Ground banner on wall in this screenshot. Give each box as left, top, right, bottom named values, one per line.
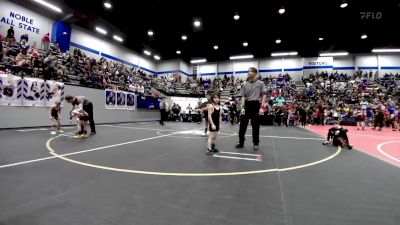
left=22, top=77, right=45, bottom=107
left=303, top=57, right=333, bottom=68
left=0, top=1, right=54, bottom=47
left=126, top=93, right=136, bottom=110
left=0, top=74, right=22, bottom=106
left=105, top=89, right=116, bottom=109
left=45, top=80, right=64, bottom=107
left=104, top=89, right=136, bottom=110
left=136, top=95, right=160, bottom=110
left=0, top=74, right=64, bottom=107
left=116, top=91, right=126, bottom=109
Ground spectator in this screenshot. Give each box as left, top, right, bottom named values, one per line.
left=15, top=48, right=31, bottom=67
left=6, top=26, right=15, bottom=41
left=41, top=33, right=50, bottom=51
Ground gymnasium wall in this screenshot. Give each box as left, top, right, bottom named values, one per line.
left=259, top=58, right=283, bottom=77
left=155, top=60, right=191, bottom=81
left=179, top=61, right=191, bottom=77
left=177, top=53, right=400, bottom=81
left=380, top=55, right=400, bottom=74
left=332, top=56, right=355, bottom=74
left=355, top=54, right=378, bottom=73
left=156, top=60, right=180, bottom=73
left=199, top=63, right=217, bottom=77
left=0, top=1, right=53, bottom=47
left=0, top=84, right=159, bottom=129
left=69, top=27, right=156, bottom=73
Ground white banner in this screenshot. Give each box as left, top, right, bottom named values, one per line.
left=303, top=57, right=333, bottom=68
left=0, top=74, right=22, bottom=106
left=22, top=77, right=45, bottom=106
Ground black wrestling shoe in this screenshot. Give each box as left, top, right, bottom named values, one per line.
left=347, top=145, right=353, bottom=150
left=212, top=148, right=219, bottom=153
left=253, top=145, right=259, bottom=151
left=235, top=143, right=244, bottom=148
left=206, top=148, right=214, bottom=155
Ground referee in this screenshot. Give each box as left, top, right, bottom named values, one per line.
left=236, top=67, right=267, bottom=150
left=65, top=95, right=96, bottom=135
left=159, top=96, right=167, bottom=125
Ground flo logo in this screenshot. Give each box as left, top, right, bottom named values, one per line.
left=360, top=12, right=382, bottom=20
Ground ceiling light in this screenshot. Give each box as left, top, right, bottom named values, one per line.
left=318, top=37, right=324, bottom=41
left=113, top=35, right=123, bottom=42
left=182, top=35, right=188, bottom=40
left=190, top=59, right=207, bottom=64
left=275, top=39, right=281, bottom=44
left=193, top=20, right=201, bottom=27
left=176, top=50, right=181, bottom=54
left=340, top=2, right=348, bottom=8
left=144, top=50, right=151, bottom=56
left=154, top=55, right=161, bottom=60
left=243, top=41, right=248, bottom=47
left=103, top=2, right=112, bottom=9
left=278, top=8, right=285, bottom=14
left=234, top=13, right=240, bottom=20
left=271, top=52, right=298, bottom=57
left=361, top=34, right=368, bottom=39
left=229, top=55, right=254, bottom=60
left=372, top=48, right=400, bottom=53
left=319, top=52, right=349, bottom=57
left=95, top=27, right=107, bottom=35
left=147, top=30, right=154, bottom=36
left=33, top=0, right=62, bottom=13
left=214, top=45, right=218, bottom=50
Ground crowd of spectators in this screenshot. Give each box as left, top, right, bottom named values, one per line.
left=260, top=70, right=400, bottom=130
left=0, top=26, right=158, bottom=96
left=2, top=26, right=400, bottom=130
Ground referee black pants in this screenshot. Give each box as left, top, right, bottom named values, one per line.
left=83, top=103, right=96, bottom=133
left=238, top=101, right=260, bottom=145
left=160, top=109, right=167, bottom=124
